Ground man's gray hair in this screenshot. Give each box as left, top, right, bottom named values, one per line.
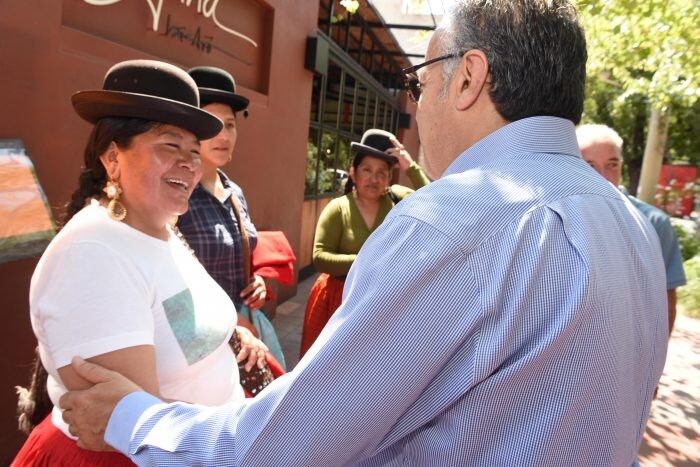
left=576, top=124, right=624, bottom=155
left=437, top=0, right=587, bottom=124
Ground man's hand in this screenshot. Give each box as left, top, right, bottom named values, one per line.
left=236, top=326, right=270, bottom=371
left=59, top=356, right=143, bottom=451
left=240, top=274, right=267, bottom=309
left=385, top=138, right=414, bottom=172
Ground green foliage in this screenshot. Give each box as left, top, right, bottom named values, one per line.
left=678, top=255, right=700, bottom=319
left=577, top=0, right=700, bottom=110
left=305, top=139, right=333, bottom=196
left=577, top=0, right=700, bottom=189
left=305, top=133, right=348, bottom=197
left=674, top=224, right=700, bottom=262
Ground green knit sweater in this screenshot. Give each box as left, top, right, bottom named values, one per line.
left=312, top=163, right=430, bottom=277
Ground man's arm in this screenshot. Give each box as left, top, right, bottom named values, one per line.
left=653, top=215, right=685, bottom=334
left=667, top=288, right=677, bottom=335
left=60, top=357, right=144, bottom=451
left=63, top=214, right=482, bottom=465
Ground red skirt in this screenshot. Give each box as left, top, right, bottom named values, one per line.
left=299, top=273, right=345, bottom=358
left=12, top=415, right=135, bottom=466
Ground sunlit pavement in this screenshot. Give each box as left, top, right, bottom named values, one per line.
left=275, top=273, right=317, bottom=371
left=639, top=314, right=700, bottom=466
left=274, top=278, right=699, bottom=465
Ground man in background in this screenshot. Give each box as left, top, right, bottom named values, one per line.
left=577, top=123, right=686, bottom=333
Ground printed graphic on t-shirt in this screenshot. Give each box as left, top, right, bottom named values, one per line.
left=163, top=289, right=228, bottom=365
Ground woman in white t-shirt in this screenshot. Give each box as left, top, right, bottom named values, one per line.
left=14, top=60, right=271, bottom=466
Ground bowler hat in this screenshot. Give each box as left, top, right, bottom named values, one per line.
left=350, top=129, right=399, bottom=164
left=71, top=60, right=222, bottom=140
left=188, top=66, right=250, bottom=112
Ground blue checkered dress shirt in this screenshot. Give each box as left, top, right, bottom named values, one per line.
left=105, top=117, right=668, bottom=466
left=177, top=170, right=257, bottom=305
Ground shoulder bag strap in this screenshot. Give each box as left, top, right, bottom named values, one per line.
left=229, top=193, right=251, bottom=284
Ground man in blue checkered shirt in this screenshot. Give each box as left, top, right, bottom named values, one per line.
left=61, top=1, right=667, bottom=465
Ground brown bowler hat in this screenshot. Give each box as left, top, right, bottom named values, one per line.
left=350, top=129, right=399, bottom=164
left=188, top=66, right=250, bottom=113
left=71, top=60, right=223, bottom=140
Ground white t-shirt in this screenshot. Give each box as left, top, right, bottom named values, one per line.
left=30, top=200, right=245, bottom=438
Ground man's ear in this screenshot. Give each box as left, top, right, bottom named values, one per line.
left=452, top=50, right=490, bottom=111
left=99, top=142, right=121, bottom=180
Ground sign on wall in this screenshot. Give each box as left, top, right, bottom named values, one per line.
left=0, top=140, right=56, bottom=264
left=62, top=0, right=273, bottom=94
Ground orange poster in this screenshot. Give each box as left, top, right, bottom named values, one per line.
left=0, top=140, right=55, bottom=264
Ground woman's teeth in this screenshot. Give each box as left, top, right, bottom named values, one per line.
left=165, top=178, right=189, bottom=190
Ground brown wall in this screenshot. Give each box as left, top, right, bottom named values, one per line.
left=0, top=0, right=318, bottom=458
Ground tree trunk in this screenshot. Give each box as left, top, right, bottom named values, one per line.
left=636, top=107, right=670, bottom=203
left=626, top=102, right=647, bottom=195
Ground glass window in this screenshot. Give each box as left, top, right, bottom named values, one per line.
left=305, top=23, right=404, bottom=198
left=305, top=128, right=321, bottom=196
left=317, top=132, right=337, bottom=196
left=339, top=73, right=355, bottom=134
left=334, top=138, right=351, bottom=195
left=323, top=60, right=342, bottom=129
left=378, top=101, right=388, bottom=130
left=352, top=84, right=368, bottom=137
left=365, top=93, right=375, bottom=129
left=310, top=75, right=323, bottom=124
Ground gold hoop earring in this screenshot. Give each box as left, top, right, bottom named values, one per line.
left=103, top=179, right=127, bottom=221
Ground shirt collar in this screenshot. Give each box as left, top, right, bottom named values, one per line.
left=443, top=116, right=581, bottom=177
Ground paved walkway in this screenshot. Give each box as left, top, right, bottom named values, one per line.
left=274, top=277, right=699, bottom=464
left=638, top=314, right=700, bottom=466
left=275, top=273, right=317, bottom=370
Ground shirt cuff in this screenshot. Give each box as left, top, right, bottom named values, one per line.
left=105, top=391, right=162, bottom=455
left=667, top=276, right=687, bottom=290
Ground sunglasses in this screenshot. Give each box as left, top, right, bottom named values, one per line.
left=401, top=52, right=466, bottom=103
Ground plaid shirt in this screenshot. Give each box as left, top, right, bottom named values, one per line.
left=177, top=170, right=257, bottom=305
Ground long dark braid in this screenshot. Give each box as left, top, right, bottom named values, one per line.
left=16, top=117, right=159, bottom=433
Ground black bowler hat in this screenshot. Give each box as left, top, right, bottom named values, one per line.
left=350, top=129, right=399, bottom=164
left=188, top=66, right=250, bottom=113
left=71, top=60, right=223, bottom=140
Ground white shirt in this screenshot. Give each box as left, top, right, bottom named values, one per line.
left=30, top=200, right=244, bottom=438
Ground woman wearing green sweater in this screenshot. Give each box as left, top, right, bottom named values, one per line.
left=299, top=129, right=430, bottom=357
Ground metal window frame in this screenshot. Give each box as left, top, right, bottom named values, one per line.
left=305, top=21, right=404, bottom=199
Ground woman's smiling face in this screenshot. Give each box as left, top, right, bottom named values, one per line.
left=104, top=124, right=202, bottom=228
